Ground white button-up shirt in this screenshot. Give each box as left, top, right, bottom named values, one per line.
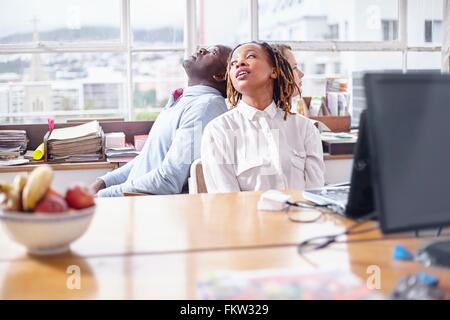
left=201, top=100, right=325, bottom=193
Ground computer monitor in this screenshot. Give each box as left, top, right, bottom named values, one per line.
left=302, top=110, right=375, bottom=219
left=345, top=109, right=374, bottom=218
left=364, top=72, right=450, bottom=234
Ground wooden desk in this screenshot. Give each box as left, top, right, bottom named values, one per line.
left=0, top=190, right=376, bottom=259
left=0, top=162, right=118, bottom=194
left=0, top=191, right=449, bottom=299
left=0, top=161, right=118, bottom=174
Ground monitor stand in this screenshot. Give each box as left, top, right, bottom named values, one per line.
left=417, top=239, right=450, bottom=268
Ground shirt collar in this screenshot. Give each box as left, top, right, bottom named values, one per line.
left=182, top=85, right=223, bottom=97
left=237, top=100, right=278, bottom=121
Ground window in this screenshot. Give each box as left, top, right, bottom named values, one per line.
left=408, top=0, right=444, bottom=46
left=0, top=0, right=121, bottom=44
left=334, top=62, right=341, bottom=75
left=381, top=20, right=398, bottom=41
left=425, top=20, right=443, bottom=43
left=0, top=52, right=126, bottom=123
left=131, top=0, right=185, bottom=48
left=258, top=0, right=399, bottom=42
left=196, top=0, right=250, bottom=46
left=0, top=0, right=186, bottom=124
left=293, top=51, right=402, bottom=126
left=326, top=24, right=339, bottom=40
left=407, top=52, right=442, bottom=70
left=315, top=63, right=326, bottom=75
left=132, top=52, right=186, bottom=121
left=0, top=0, right=448, bottom=125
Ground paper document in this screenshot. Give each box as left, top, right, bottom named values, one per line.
left=48, top=121, right=101, bottom=141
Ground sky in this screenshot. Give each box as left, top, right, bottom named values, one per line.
left=0, top=0, right=186, bottom=37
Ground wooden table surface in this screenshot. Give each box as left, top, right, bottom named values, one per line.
left=0, top=190, right=449, bottom=299
left=0, top=161, right=118, bottom=173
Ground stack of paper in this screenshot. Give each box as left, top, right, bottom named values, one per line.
left=105, top=144, right=139, bottom=163
left=47, top=121, right=104, bottom=162
left=0, top=130, right=28, bottom=160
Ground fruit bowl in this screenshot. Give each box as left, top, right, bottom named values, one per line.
left=0, top=206, right=95, bottom=255
left=0, top=164, right=97, bottom=256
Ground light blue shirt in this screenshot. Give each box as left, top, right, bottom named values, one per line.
left=98, top=85, right=227, bottom=197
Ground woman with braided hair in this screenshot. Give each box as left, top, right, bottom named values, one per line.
left=201, top=41, right=324, bottom=193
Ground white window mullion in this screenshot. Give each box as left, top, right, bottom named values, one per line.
left=122, top=0, right=133, bottom=121
left=251, top=0, right=259, bottom=41
left=398, top=0, right=408, bottom=72
left=185, top=0, right=198, bottom=57
left=0, top=42, right=126, bottom=54
left=442, top=0, right=450, bottom=72
left=275, top=41, right=406, bottom=52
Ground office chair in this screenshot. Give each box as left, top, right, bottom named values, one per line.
left=188, top=159, right=207, bottom=194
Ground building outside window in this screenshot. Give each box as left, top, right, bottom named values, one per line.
left=425, top=20, right=443, bottom=43
left=382, top=20, right=398, bottom=41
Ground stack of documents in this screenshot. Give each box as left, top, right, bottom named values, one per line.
left=0, top=130, right=28, bottom=160
left=105, top=144, right=139, bottom=163
left=47, top=121, right=104, bottom=162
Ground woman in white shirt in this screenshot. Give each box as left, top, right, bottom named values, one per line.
left=201, top=41, right=325, bottom=193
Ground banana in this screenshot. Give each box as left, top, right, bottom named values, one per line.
left=13, top=174, right=28, bottom=193
left=22, top=165, right=53, bottom=211
left=13, top=174, right=28, bottom=212
left=0, top=181, right=20, bottom=212
left=0, top=181, right=13, bottom=194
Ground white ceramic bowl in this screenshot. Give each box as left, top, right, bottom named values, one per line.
left=0, top=206, right=95, bottom=255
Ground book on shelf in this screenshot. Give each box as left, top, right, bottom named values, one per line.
left=0, top=130, right=28, bottom=158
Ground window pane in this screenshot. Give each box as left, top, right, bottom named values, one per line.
left=407, top=52, right=442, bottom=70
left=197, top=0, right=250, bottom=47
left=0, top=52, right=126, bottom=124
left=408, top=0, right=444, bottom=46
left=131, top=0, right=185, bottom=47
left=293, top=51, right=402, bottom=126
left=0, top=0, right=121, bottom=44
left=133, top=52, right=187, bottom=121
left=259, top=0, right=398, bottom=42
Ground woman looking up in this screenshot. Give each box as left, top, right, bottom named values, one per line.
left=201, top=41, right=325, bottom=193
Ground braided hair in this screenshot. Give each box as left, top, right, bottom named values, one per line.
left=226, top=41, right=300, bottom=120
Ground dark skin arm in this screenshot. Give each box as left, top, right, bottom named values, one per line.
left=90, top=178, right=106, bottom=195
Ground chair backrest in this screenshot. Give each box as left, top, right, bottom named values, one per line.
left=188, top=158, right=207, bottom=194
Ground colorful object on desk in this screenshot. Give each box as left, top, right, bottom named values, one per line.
left=32, top=143, right=45, bottom=161
left=393, top=244, right=415, bottom=261
left=335, top=133, right=354, bottom=139
left=391, top=273, right=445, bottom=300
left=415, top=272, right=439, bottom=286
left=48, top=117, right=55, bottom=133
left=197, top=269, right=384, bottom=300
